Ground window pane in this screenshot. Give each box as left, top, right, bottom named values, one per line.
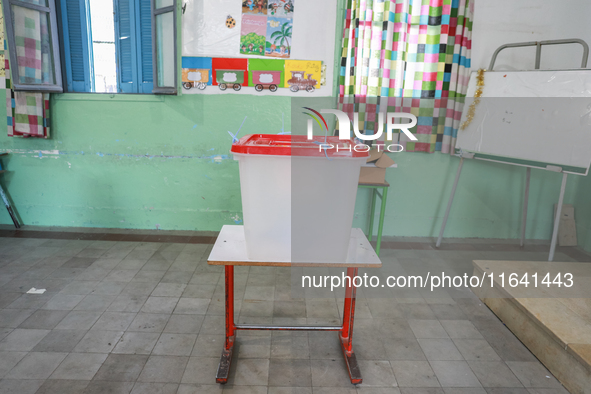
left=17, top=0, right=48, bottom=7
left=89, top=0, right=116, bottom=93
left=155, top=0, right=174, bottom=9
left=155, top=11, right=174, bottom=87
left=11, top=5, right=55, bottom=85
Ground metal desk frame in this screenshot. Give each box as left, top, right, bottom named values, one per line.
left=359, top=181, right=390, bottom=256
left=208, top=226, right=382, bottom=385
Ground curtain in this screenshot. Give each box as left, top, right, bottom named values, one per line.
left=5, top=5, right=51, bottom=138
left=338, top=0, right=473, bottom=153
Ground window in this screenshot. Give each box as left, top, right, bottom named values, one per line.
left=3, top=0, right=177, bottom=94
left=2, top=0, right=63, bottom=92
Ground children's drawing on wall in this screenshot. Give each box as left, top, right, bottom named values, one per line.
left=268, top=0, right=294, bottom=18
left=240, top=15, right=267, bottom=55
left=242, top=0, right=267, bottom=15
left=265, top=17, right=292, bottom=58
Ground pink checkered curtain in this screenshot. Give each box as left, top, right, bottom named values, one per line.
left=338, top=0, right=474, bottom=153
left=5, top=6, right=51, bottom=138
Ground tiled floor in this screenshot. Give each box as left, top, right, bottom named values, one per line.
left=0, top=232, right=586, bottom=394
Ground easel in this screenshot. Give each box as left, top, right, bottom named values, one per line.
left=0, top=153, right=20, bottom=228
left=436, top=39, right=589, bottom=262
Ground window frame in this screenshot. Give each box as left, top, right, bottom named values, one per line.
left=151, top=0, right=177, bottom=95
left=2, top=0, right=64, bottom=92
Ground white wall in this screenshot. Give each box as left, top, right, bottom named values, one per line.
left=472, top=0, right=591, bottom=71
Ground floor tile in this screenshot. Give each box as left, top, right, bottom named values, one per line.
left=73, top=330, right=124, bottom=353
left=163, top=314, right=204, bottom=334
left=152, top=333, right=197, bottom=356
left=0, top=351, right=27, bottom=378
left=127, top=313, right=170, bottom=332
left=55, top=311, right=102, bottom=330
left=418, top=339, right=464, bottom=361
left=91, top=312, right=137, bottom=331
left=137, top=355, right=189, bottom=383
left=270, top=333, right=310, bottom=359
left=50, top=353, right=108, bottom=380
left=18, top=309, right=69, bottom=329
left=112, top=332, right=160, bottom=355
left=35, top=379, right=90, bottom=394
left=174, top=298, right=210, bottom=315
left=0, top=379, right=45, bottom=394
left=430, top=361, right=482, bottom=388
left=310, top=359, right=352, bottom=387
left=505, top=362, right=562, bottom=388
left=32, top=329, right=87, bottom=352
left=82, top=381, right=135, bottom=394
left=6, top=352, right=67, bottom=379
left=130, top=382, right=179, bottom=394
left=0, top=328, right=50, bottom=351
left=391, top=360, right=440, bottom=387
left=229, top=358, right=269, bottom=386
left=141, top=297, right=179, bottom=314
left=468, top=361, right=523, bottom=388
left=93, top=354, right=149, bottom=382
left=454, top=339, right=501, bottom=361
left=268, top=359, right=312, bottom=387
left=181, top=357, right=220, bottom=384
left=408, top=320, right=449, bottom=339
left=152, top=283, right=187, bottom=297
left=440, top=320, right=484, bottom=339
left=384, top=338, right=427, bottom=361
left=356, top=360, right=398, bottom=388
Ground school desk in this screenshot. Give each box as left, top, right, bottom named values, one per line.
left=207, top=225, right=382, bottom=385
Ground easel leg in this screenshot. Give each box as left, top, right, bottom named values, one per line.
left=340, top=267, right=362, bottom=384
left=436, top=157, right=465, bottom=248
left=521, top=167, right=531, bottom=247
left=368, top=189, right=377, bottom=243
left=549, top=173, right=568, bottom=262
left=216, top=265, right=235, bottom=384
left=376, top=187, right=388, bottom=256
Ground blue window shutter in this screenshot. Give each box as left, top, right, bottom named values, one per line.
left=61, top=0, right=94, bottom=92
left=136, top=0, right=153, bottom=93
left=115, top=0, right=138, bottom=93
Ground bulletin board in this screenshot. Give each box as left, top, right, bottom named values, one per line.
left=181, top=0, right=338, bottom=96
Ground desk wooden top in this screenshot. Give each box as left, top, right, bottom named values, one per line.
left=208, top=225, right=382, bottom=268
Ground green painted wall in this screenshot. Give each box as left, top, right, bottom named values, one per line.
left=0, top=89, right=582, bottom=240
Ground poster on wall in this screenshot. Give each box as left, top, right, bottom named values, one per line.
left=242, top=0, right=267, bottom=15
left=239, top=0, right=292, bottom=58
left=268, top=0, right=294, bottom=18
left=240, top=15, right=267, bottom=56
left=265, top=17, right=292, bottom=58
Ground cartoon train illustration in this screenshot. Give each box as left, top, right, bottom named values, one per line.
left=216, top=70, right=245, bottom=91
left=181, top=64, right=319, bottom=93
left=252, top=71, right=282, bottom=92
left=287, top=71, right=317, bottom=93
left=182, top=68, right=210, bottom=90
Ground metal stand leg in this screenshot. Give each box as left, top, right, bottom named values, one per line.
left=368, top=189, right=377, bottom=243
left=376, top=187, right=388, bottom=256
left=549, top=173, right=568, bottom=262
left=0, top=184, right=20, bottom=229
left=216, top=266, right=235, bottom=384
left=339, top=267, right=362, bottom=384
left=521, top=167, right=531, bottom=247
left=436, top=158, right=465, bottom=248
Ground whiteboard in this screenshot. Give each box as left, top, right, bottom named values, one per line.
left=456, top=70, right=591, bottom=175
left=181, top=0, right=337, bottom=97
